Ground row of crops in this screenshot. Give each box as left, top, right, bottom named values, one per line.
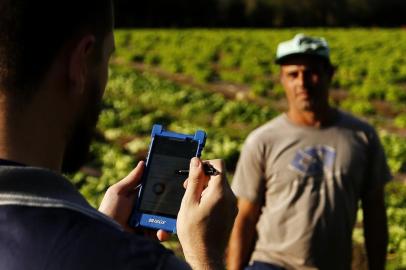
left=71, top=29, right=406, bottom=269
left=114, top=29, right=406, bottom=128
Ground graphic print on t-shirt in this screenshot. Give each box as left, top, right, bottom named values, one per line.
left=289, top=145, right=336, bottom=177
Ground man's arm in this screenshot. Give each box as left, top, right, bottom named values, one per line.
left=362, top=186, right=388, bottom=270
left=227, top=198, right=261, bottom=270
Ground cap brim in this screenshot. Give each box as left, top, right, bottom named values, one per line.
left=275, top=52, right=331, bottom=65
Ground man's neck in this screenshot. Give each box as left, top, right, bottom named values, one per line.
left=287, top=107, right=337, bottom=128
left=0, top=95, right=66, bottom=172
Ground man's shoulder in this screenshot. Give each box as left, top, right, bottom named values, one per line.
left=57, top=208, right=171, bottom=261
left=336, top=110, right=377, bottom=135
left=0, top=166, right=173, bottom=270
left=246, top=114, right=287, bottom=143
left=0, top=205, right=172, bottom=270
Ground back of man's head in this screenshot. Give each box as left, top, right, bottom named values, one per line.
left=0, top=0, right=113, bottom=102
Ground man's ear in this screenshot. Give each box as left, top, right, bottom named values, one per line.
left=68, top=35, right=96, bottom=94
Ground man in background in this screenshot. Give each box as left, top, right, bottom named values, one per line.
left=0, top=1, right=236, bottom=269
left=227, top=34, right=390, bottom=270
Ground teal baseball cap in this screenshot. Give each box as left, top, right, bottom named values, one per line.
left=275, top=33, right=330, bottom=65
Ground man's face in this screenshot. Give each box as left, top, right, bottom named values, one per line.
left=62, top=32, right=115, bottom=173
left=279, top=56, right=332, bottom=114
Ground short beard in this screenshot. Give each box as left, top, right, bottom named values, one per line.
left=61, top=80, right=102, bottom=174
left=297, top=99, right=313, bottom=112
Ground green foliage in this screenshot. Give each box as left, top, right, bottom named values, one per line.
left=394, top=114, right=406, bottom=129
left=386, top=182, right=406, bottom=267
left=70, top=142, right=136, bottom=208
left=341, top=99, right=375, bottom=116
left=114, top=29, right=406, bottom=115
left=380, top=131, right=406, bottom=174
left=353, top=182, right=406, bottom=269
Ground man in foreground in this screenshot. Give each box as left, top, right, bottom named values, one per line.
left=227, top=34, right=391, bottom=270
left=0, top=1, right=236, bottom=269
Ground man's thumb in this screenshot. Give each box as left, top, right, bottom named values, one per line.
left=183, top=157, right=206, bottom=203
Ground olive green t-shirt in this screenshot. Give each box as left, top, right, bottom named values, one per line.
left=232, top=110, right=391, bottom=270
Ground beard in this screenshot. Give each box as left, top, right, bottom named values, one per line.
left=61, top=78, right=103, bottom=174
left=297, top=99, right=315, bottom=112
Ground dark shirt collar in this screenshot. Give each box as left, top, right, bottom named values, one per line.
left=0, top=165, right=121, bottom=230
left=0, top=159, right=26, bottom=167
left=0, top=166, right=88, bottom=205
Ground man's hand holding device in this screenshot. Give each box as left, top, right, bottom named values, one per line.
left=178, top=158, right=237, bottom=270
left=99, top=161, right=170, bottom=240
left=128, top=125, right=208, bottom=233
left=99, top=124, right=237, bottom=269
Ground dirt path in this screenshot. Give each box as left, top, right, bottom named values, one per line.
left=112, top=59, right=406, bottom=137
left=112, top=58, right=278, bottom=106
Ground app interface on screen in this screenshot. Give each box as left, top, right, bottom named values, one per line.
left=139, top=136, right=198, bottom=217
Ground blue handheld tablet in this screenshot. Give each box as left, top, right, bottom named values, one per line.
left=129, top=124, right=206, bottom=233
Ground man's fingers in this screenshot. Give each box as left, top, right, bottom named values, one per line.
left=204, top=159, right=226, bottom=188
left=201, top=160, right=236, bottom=213
left=204, top=159, right=224, bottom=178
left=114, top=161, right=144, bottom=193
left=156, top=230, right=171, bottom=242
left=183, top=158, right=208, bottom=204
left=183, top=179, right=188, bottom=189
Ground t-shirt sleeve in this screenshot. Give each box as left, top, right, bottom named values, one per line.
left=231, top=133, right=266, bottom=203
left=363, top=129, right=392, bottom=194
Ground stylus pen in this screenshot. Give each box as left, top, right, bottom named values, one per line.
left=176, top=163, right=220, bottom=176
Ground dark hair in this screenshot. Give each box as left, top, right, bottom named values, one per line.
left=277, top=53, right=336, bottom=76
left=277, top=54, right=332, bottom=67
left=0, top=0, right=113, bottom=100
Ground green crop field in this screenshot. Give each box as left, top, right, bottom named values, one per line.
left=69, top=29, right=406, bottom=269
